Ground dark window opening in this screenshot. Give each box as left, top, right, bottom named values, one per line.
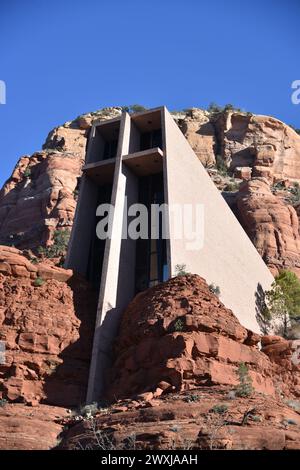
left=135, top=173, right=168, bottom=293
left=86, top=183, right=112, bottom=289
left=103, top=139, right=118, bottom=160
left=140, top=129, right=162, bottom=151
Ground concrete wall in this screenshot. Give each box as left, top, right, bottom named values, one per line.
left=86, top=113, right=139, bottom=402
left=86, top=126, right=105, bottom=164
left=129, top=120, right=141, bottom=154
left=162, top=107, right=274, bottom=333
left=65, top=174, right=99, bottom=276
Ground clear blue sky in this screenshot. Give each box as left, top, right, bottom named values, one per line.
left=0, top=0, right=299, bottom=187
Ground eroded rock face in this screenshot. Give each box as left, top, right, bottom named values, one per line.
left=105, top=275, right=300, bottom=402
left=0, top=151, right=81, bottom=249
left=236, top=178, right=300, bottom=276
left=60, top=388, right=300, bottom=450
left=0, top=246, right=97, bottom=407
left=177, top=108, right=217, bottom=166
left=60, top=275, right=300, bottom=451
left=0, top=404, right=67, bottom=450
left=214, top=112, right=300, bottom=182
left=0, top=107, right=123, bottom=250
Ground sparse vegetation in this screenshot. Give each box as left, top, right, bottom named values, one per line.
left=287, top=182, right=300, bottom=206
left=122, top=104, right=148, bottom=114
left=284, top=399, right=300, bottom=412
left=208, top=283, right=221, bottom=297
left=215, top=155, right=229, bottom=176
left=174, top=263, right=189, bottom=276
left=264, top=270, right=300, bottom=338
left=235, top=362, right=253, bottom=398
left=0, top=398, right=7, bottom=407
left=78, top=402, right=100, bottom=419
left=207, top=102, right=243, bottom=114
left=210, top=404, right=228, bottom=414
left=23, top=168, right=31, bottom=178
left=38, top=229, right=70, bottom=259
left=184, top=394, right=200, bottom=403
left=224, top=181, right=240, bottom=192
left=205, top=406, right=230, bottom=450
left=289, top=124, right=300, bottom=135
left=173, top=318, right=184, bottom=332
left=33, top=276, right=44, bottom=287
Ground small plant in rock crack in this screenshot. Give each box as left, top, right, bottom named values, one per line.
left=235, top=362, right=253, bottom=398
left=0, top=398, right=7, bottom=407
left=173, top=318, right=184, bottom=332
left=33, top=276, right=44, bottom=287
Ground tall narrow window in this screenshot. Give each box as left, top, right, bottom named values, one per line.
left=135, top=173, right=167, bottom=293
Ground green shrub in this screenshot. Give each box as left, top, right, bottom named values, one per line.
left=184, top=394, right=200, bottom=403
left=264, top=270, right=300, bottom=338
left=173, top=318, right=184, bottom=332
left=207, top=102, right=223, bottom=114
left=287, top=182, right=300, bottom=206
left=38, top=229, right=70, bottom=259
left=215, top=155, right=229, bottom=176
left=210, top=403, right=228, bottom=414
left=23, top=168, right=31, bottom=178
left=174, top=263, right=189, bottom=276
left=122, top=104, right=148, bottom=114
left=235, top=362, right=253, bottom=398
left=34, top=276, right=44, bottom=287
left=0, top=398, right=7, bottom=407
left=224, top=181, right=240, bottom=192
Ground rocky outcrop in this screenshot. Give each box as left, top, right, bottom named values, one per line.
left=0, top=245, right=97, bottom=407
left=0, top=404, right=67, bottom=450
left=59, top=274, right=300, bottom=451
left=177, top=108, right=217, bottom=166
left=214, top=112, right=300, bottom=182
left=236, top=178, right=300, bottom=276
left=105, top=275, right=300, bottom=402
left=1, top=269, right=300, bottom=450
left=0, top=151, right=81, bottom=250
left=2, top=106, right=300, bottom=256
left=0, top=107, right=123, bottom=250
left=60, top=388, right=300, bottom=450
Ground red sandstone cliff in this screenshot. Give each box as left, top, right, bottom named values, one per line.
left=60, top=275, right=300, bottom=450
left=1, top=263, right=300, bottom=450
left=1, top=106, right=300, bottom=278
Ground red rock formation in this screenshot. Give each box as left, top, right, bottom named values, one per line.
left=0, top=151, right=81, bottom=249
left=236, top=178, right=300, bottom=276
left=60, top=388, right=300, bottom=450
left=214, top=112, right=300, bottom=182
left=0, top=245, right=97, bottom=407
left=0, top=404, right=67, bottom=450
left=1, top=268, right=300, bottom=450
left=59, top=275, right=300, bottom=451
left=0, top=107, right=122, bottom=250
left=177, top=108, right=217, bottom=166
left=106, top=274, right=300, bottom=402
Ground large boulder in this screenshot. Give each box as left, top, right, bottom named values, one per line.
left=236, top=178, right=300, bottom=276
left=105, top=274, right=300, bottom=402
left=0, top=246, right=97, bottom=407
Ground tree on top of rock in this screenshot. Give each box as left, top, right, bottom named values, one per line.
left=264, top=270, right=300, bottom=338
